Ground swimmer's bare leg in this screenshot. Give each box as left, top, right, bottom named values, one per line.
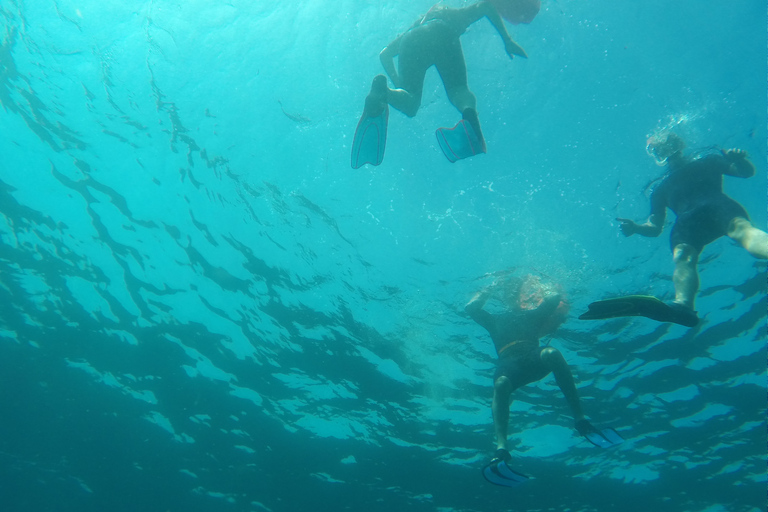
left=444, top=86, right=486, bottom=152
left=540, top=347, right=585, bottom=423
left=492, top=375, right=514, bottom=450
left=363, top=75, right=389, bottom=117
left=386, top=56, right=426, bottom=117
left=386, top=88, right=421, bottom=117
left=672, top=243, right=700, bottom=309
left=728, top=217, right=768, bottom=259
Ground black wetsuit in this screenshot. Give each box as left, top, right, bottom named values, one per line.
left=397, top=11, right=467, bottom=102
left=466, top=295, right=560, bottom=390
left=650, top=154, right=749, bottom=251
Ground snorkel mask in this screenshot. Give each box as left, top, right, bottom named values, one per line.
left=646, top=132, right=685, bottom=166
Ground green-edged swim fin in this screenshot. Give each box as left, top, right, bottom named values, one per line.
left=351, top=76, right=389, bottom=169
left=579, top=295, right=699, bottom=327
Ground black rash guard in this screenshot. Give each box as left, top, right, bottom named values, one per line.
left=649, top=154, right=748, bottom=250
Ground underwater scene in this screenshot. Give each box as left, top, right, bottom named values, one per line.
left=0, top=0, right=765, bottom=511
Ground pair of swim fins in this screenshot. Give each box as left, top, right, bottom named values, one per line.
left=579, top=295, right=699, bottom=327
left=351, top=77, right=485, bottom=168
left=483, top=425, right=624, bottom=488
left=351, top=110, right=483, bottom=168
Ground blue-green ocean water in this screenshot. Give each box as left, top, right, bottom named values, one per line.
left=0, top=1, right=765, bottom=511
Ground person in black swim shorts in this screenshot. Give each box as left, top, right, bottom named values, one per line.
left=465, top=274, right=604, bottom=465
left=617, top=132, right=768, bottom=325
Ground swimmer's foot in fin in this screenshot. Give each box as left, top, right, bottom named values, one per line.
left=579, top=294, right=699, bottom=327
left=436, top=108, right=486, bottom=163
left=482, top=449, right=529, bottom=488
left=576, top=419, right=625, bottom=448
left=351, top=75, right=389, bottom=169
left=461, top=108, right=486, bottom=153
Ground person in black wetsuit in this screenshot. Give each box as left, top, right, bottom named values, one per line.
left=465, top=274, right=606, bottom=467
left=364, top=0, right=539, bottom=156
left=617, top=132, right=768, bottom=325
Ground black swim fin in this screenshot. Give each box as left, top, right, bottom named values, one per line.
left=579, top=294, right=699, bottom=327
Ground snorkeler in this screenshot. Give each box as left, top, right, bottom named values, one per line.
left=466, top=274, right=623, bottom=487
left=580, top=132, right=768, bottom=327
left=351, top=0, right=540, bottom=168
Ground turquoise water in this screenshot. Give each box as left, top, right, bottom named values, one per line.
left=0, top=1, right=765, bottom=511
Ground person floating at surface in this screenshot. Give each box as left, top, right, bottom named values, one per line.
left=466, top=274, right=623, bottom=488
left=580, top=132, right=768, bottom=328
left=351, top=0, right=540, bottom=168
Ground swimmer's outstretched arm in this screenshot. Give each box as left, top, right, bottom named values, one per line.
left=466, top=285, right=492, bottom=313
left=466, top=285, right=496, bottom=332
left=722, top=149, right=755, bottom=178
left=474, top=1, right=528, bottom=58
left=617, top=193, right=666, bottom=238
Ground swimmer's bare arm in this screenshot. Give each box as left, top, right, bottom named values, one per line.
left=617, top=192, right=666, bottom=238
left=721, top=149, right=755, bottom=178
left=470, top=1, right=528, bottom=58
left=538, top=292, right=563, bottom=317
left=465, top=285, right=495, bottom=331
left=443, top=2, right=527, bottom=58
left=379, top=34, right=403, bottom=87
left=466, top=286, right=492, bottom=313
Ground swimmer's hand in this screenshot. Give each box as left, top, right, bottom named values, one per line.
left=505, top=38, right=528, bottom=59
left=722, top=148, right=748, bottom=161
left=721, top=148, right=755, bottom=178
left=616, top=218, right=638, bottom=237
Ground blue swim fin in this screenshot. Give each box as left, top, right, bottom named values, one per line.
left=483, top=459, right=529, bottom=488
left=436, top=119, right=485, bottom=163
left=351, top=76, right=389, bottom=169
left=482, top=452, right=529, bottom=488
left=351, top=106, right=388, bottom=169
left=584, top=427, right=625, bottom=448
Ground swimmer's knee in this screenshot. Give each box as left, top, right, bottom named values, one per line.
left=400, top=95, right=421, bottom=117
left=494, top=375, right=511, bottom=393
left=673, top=243, right=699, bottom=264
left=727, top=217, right=752, bottom=240
left=539, top=347, right=563, bottom=366
left=389, top=88, right=421, bottom=117
left=728, top=217, right=768, bottom=258
left=403, top=106, right=419, bottom=118
left=446, top=87, right=475, bottom=112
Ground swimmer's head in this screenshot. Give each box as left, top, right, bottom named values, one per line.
left=503, top=273, right=569, bottom=335
left=646, top=132, right=685, bottom=166
left=489, top=0, right=541, bottom=25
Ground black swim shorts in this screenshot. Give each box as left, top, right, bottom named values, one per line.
left=669, top=198, right=749, bottom=251
left=494, top=341, right=550, bottom=390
